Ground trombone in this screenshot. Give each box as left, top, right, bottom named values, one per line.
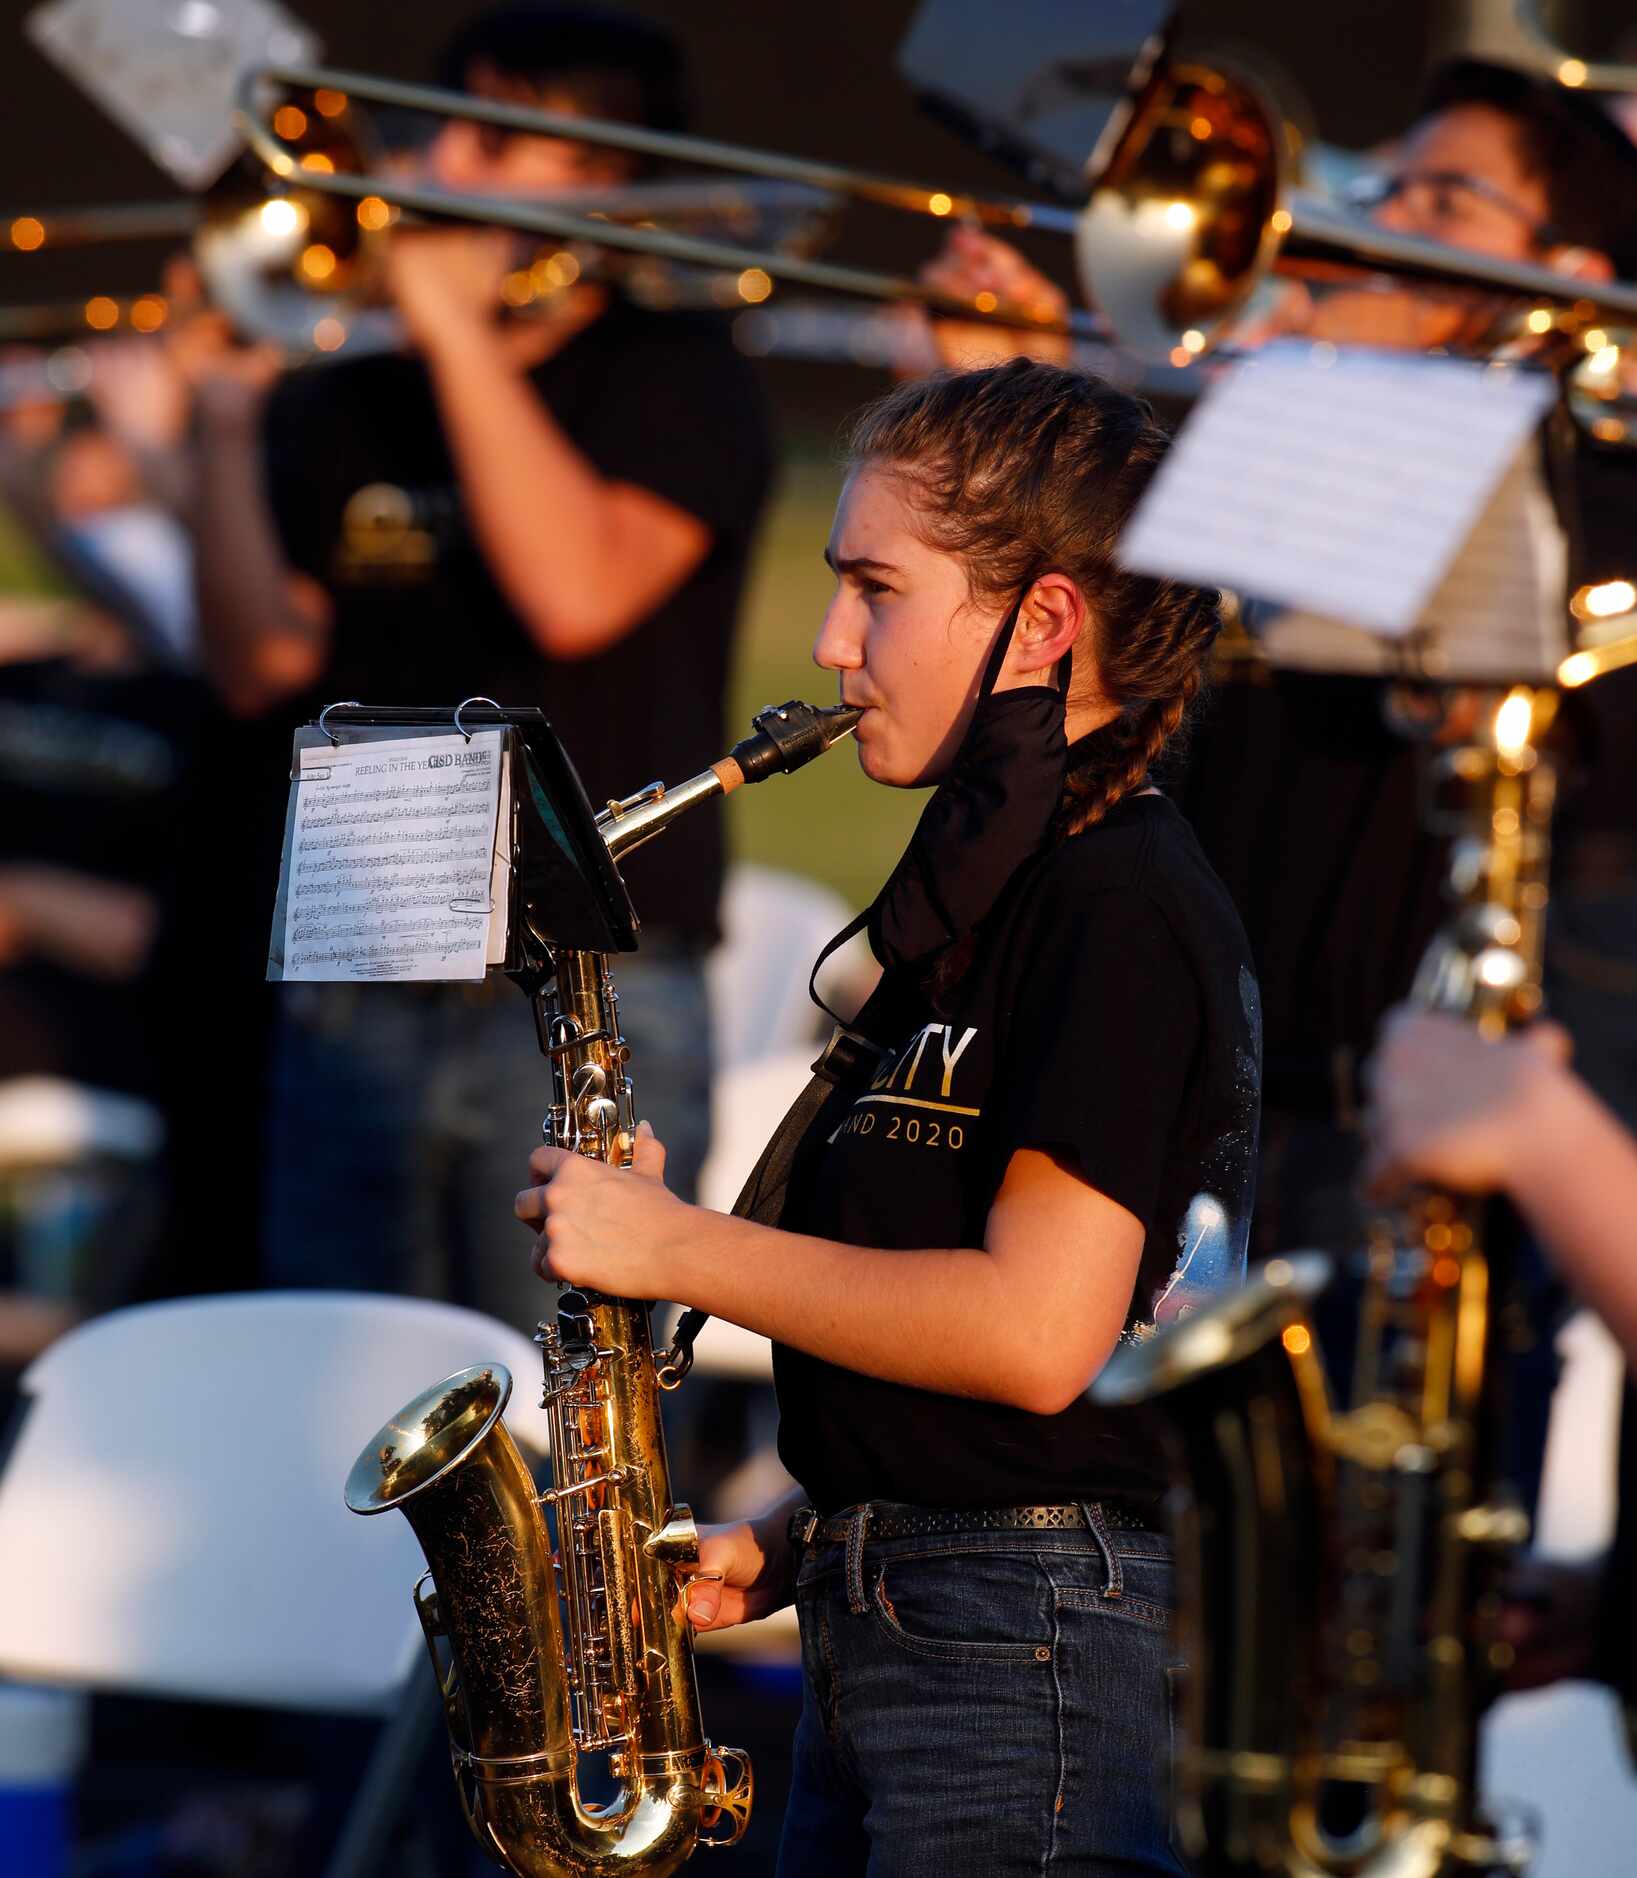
left=229, top=58, right=1637, bottom=370
left=14, top=47, right=1637, bottom=386
left=230, top=64, right=1104, bottom=343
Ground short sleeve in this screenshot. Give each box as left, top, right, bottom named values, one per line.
left=991, top=874, right=1202, bottom=1230
left=563, top=316, right=773, bottom=540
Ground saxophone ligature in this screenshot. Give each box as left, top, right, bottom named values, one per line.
left=345, top=699, right=860, bottom=1877
left=1095, top=684, right=1557, bottom=1878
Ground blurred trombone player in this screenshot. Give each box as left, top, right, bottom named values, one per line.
left=188, top=5, right=774, bottom=1315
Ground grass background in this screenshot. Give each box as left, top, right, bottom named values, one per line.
left=721, top=448, right=925, bottom=913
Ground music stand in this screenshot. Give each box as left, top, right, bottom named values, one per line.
left=272, top=700, right=639, bottom=994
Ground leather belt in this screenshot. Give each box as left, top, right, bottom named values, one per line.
left=788, top=1498, right=1153, bottom=1548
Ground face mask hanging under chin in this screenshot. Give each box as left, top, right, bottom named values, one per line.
left=809, top=590, right=1070, bottom=1020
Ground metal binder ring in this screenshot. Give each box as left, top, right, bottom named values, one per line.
left=318, top=699, right=362, bottom=746
left=453, top=696, right=502, bottom=743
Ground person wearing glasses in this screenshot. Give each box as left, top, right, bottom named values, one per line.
left=1280, top=60, right=1628, bottom=349
left=187, top=5, right=773, bottom=1317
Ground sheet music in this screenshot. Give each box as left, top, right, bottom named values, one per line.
left=281, top=731, right=505, bottom=982
left=1118, top=342, right=1559, bottom=644
left=1257, top=441, right=1569, bottom=679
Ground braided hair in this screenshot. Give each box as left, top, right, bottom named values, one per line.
left=843, top=359, right=1220, bottom=836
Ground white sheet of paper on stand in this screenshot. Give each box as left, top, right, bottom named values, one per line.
left=1256, top=441, right=1568, bottom=679
left=1117, top=342, right=1563, bottom=675
left=281, top=730, right=505, bottom=983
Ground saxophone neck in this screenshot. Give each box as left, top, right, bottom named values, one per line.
left=597, top=699, right=863, bottom=862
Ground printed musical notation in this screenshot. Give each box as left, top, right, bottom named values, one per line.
left=280, top=731, right=506, bottom=982
left=1118, top=342, right=1561, bottom=674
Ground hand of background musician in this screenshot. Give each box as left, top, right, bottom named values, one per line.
left=1361, top=1007, right=1574, bottom=1200
left=384, top=225, right=517, bottom=350
left=913, top=227, right=1073, bottom=371
left=516, top=1119, right=688, bottom=1295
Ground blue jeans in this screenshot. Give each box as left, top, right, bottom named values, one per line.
left=262, top=946, right=712, bottom=1327
left=778, top=1513, right=1185, bottom=1876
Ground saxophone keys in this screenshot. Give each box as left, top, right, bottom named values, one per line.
left=643, top=1504, right=701, bottom=1565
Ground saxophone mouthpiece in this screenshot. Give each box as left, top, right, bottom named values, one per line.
left=816, top=702, right=866, bottom=743
left=727, top=699, right=863, bottom=785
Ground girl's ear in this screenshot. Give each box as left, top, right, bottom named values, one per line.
left=1012, top=573, right=1084, bottom=674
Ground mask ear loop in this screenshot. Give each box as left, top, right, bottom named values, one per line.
left=977, top=590, right=1028, bottom=700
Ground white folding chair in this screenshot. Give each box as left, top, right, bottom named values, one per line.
left=0, top=1290, right=548, bottom=1872
left=692, top=1044, right=817, bottom=1387
left=706, top=863, right=869, bottom=1070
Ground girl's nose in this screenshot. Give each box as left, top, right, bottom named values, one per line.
left=812, top=596, right=863, bottom=673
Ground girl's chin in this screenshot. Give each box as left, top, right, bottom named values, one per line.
left=857, top=741, right=930, bottom=790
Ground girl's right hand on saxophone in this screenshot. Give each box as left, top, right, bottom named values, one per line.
left=685, top=1493, right=802, bottom=1632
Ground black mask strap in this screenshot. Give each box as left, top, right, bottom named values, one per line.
left=978, top=590, right=1027, bottom=700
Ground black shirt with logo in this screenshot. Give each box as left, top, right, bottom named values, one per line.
left=260, top=299, right=774, bottom=945
left=773, top=793, right=1262, bottom=1517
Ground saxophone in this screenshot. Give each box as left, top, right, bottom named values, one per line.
left=1095, top=685, right=1556, bottom=1878
left=345, top=700, right=861, bottom=1876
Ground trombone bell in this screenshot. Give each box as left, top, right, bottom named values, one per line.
left=1077, top=60, right=1293, bottom=362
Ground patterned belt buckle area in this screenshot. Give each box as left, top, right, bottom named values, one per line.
left=794, top=1499, right=1153, bottom=1547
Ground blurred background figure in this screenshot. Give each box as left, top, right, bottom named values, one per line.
left=185, top=3, right=774, bottom=1330
left=0, top=355, right=203, bottom=1397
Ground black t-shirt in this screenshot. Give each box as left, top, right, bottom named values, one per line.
left=773, top=794, right=1262, bottom=1517
left=261, top=299, right=774, bottom=944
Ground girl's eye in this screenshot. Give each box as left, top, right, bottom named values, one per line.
left=860, top=578, right=891, bottom=597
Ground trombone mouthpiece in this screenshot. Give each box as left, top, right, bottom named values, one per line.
left=729, top=699, right=862, bottom=783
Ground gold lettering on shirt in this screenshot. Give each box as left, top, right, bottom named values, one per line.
left=872, top=1020, right=939, bottom=1092
left=939, top=1025, right=978, bottom=1097
left=902, top=1022, right=941, bottom=1091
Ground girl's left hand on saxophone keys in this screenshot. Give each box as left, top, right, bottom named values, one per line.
left=515, top=1119, right=686, bottom=1294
